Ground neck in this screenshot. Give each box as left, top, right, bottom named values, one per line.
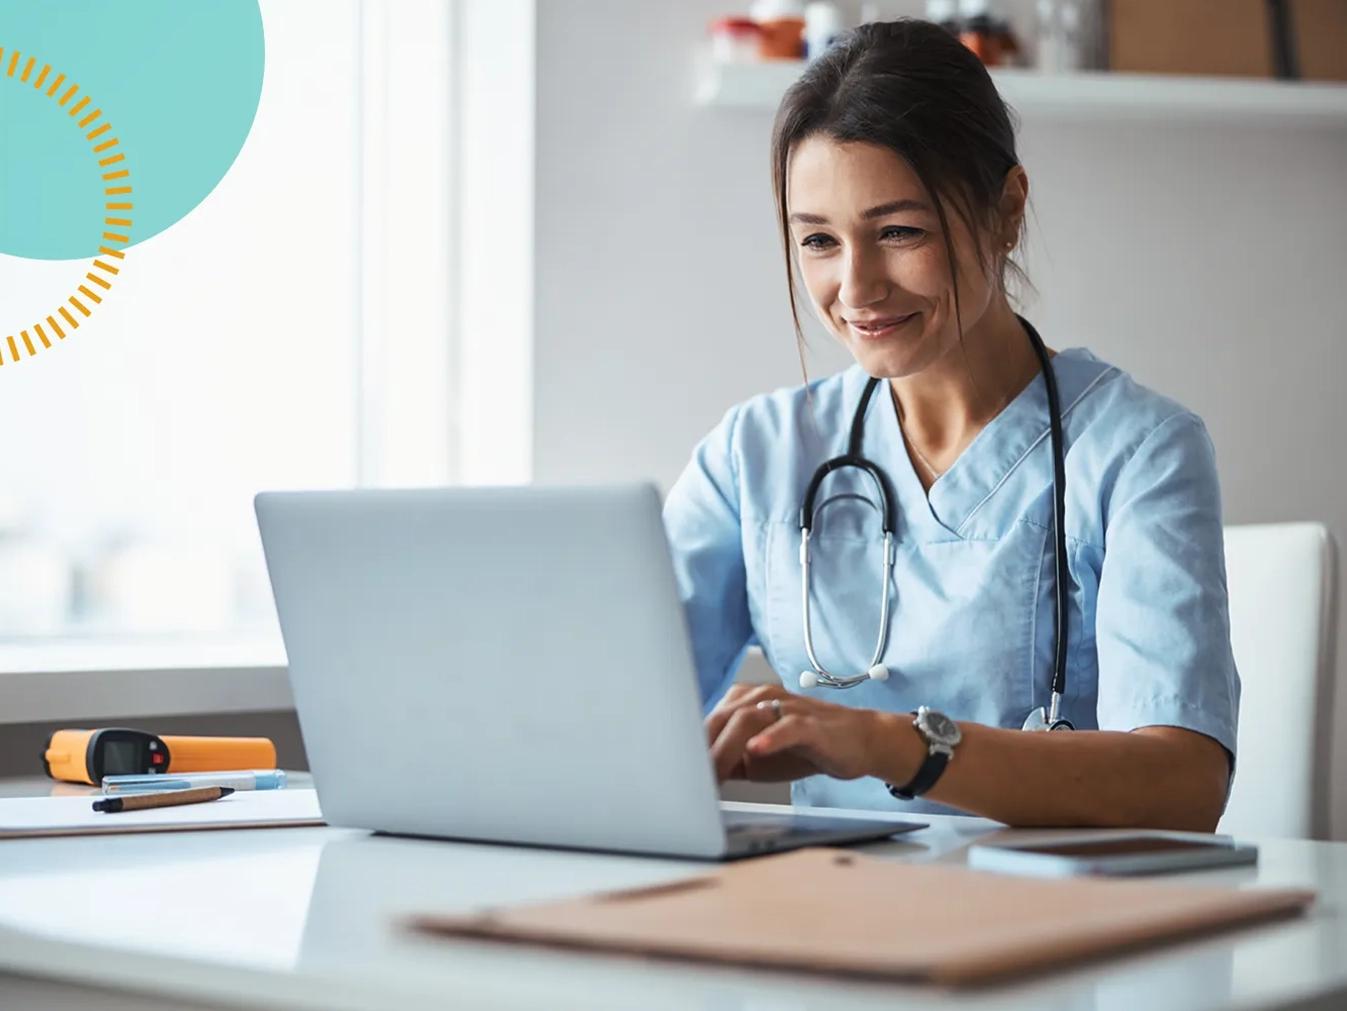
left=888, top=299, right=1045, bottom=458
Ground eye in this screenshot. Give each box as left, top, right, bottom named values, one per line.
left=881, top=226, right=923, bottom=242
left=799, top=232, right=836, bottom=251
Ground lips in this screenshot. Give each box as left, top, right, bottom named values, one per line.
left=847, top=312, right=917, bottom=337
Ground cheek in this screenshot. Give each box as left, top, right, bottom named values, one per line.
left=949, top=249, right=998, bottom=317
left=939, top=229, right=997, bottom=300
left=797, top=258, right=839, bottom=314
left=890, top=244, right=950, bottom=298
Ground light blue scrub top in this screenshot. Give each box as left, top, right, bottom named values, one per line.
left=663, top=347, right=1241, bottom=816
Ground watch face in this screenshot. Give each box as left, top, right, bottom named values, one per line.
left=919, top=709, right=962, bottom=746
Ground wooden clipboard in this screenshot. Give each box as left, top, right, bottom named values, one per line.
left=410, top=847, right=1314, bottom=985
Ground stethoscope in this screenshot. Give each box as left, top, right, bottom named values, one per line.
left=797, top=315, right=1075, bottom=732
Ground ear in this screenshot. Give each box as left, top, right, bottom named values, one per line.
left=997, top=165, right=1029, bottom=248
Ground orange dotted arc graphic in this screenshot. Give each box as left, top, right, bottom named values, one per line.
left=0, top=45, right=132, bottom=366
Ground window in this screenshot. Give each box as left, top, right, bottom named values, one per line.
left=0, top=0, right=454, bottom=645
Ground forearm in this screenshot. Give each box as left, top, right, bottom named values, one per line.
left=870, top=713, right=1229, bottom=831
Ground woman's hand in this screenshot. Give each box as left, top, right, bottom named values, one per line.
left=704, top=683, right=915, bottom=784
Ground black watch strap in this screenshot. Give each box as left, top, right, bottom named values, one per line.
left=886, top=750, right=949, bottom=801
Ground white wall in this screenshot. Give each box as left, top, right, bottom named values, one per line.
left=531, top=1, right=1347, bottom=836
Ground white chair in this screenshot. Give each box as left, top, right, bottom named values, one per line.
left=1219, top=523, right=1337, bottom=840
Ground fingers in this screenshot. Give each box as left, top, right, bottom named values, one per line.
left=747, top=710, right=878, bottom=781
left=710, top=704, right=780, bottom=782
left=747, top=713, right=815, bottom=759
left=704, top=685, right=854, bottom=783
left=740, top=748, right=821, bottom=783
left=705, top=683, right=783, bottom=746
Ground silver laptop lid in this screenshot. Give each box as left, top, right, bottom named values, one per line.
left=255, top=483, right=727, bottom=857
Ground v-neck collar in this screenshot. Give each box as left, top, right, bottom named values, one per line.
left=842, top=348, right=1116, bottom=540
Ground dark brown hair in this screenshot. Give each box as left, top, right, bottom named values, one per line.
left=771, top=19, right=1029, bottom=355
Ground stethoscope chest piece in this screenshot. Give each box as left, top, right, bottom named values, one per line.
left=1021, top=706, right=1075, bottom=732
left=798, top=663, right=889, bottom=690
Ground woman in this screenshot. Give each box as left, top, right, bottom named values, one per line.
left=664, top=20, right=1238, bottom=831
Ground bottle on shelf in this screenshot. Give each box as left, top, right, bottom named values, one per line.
left=708, top=17, right=764, bottom=65
left=1036, top=0, right=1100, bottom=73
left=1058, top=0, right=1083, bottom=72
left=750, top=0, right=807, bottom=60
left=1035, top=0, right=1062, bottom=73
left=958, top=0, right=1010, bottom=66
left=804, top=2, right=845, bottom=61
left=997, top=12, right=1022, bottom=67
left=925, top=0, right=961, bottom=36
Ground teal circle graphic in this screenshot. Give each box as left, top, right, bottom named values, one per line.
left=0, top=0, right=264, bottom=261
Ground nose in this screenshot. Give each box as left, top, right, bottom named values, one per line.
left=837, top=244, right=889, bottom=311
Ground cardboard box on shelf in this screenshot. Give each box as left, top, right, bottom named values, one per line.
left=1294, top=0, right=1347, bottom=81
left=1108, top=0, right=1347, bottom=81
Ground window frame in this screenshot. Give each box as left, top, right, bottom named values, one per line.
left=3, top=0, right=537, bottom=718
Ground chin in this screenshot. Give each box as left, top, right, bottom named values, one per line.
left=831, top=318, right=935, bottom=380
left=846, top=339, right=927, bottom=380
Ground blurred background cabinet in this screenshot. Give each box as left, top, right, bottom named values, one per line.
left=1109, top=0, right=1347, bottom=80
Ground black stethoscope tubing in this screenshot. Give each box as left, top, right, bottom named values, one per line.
left=799, top=315, right=1073, bottom=728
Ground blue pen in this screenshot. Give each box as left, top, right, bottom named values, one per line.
left=101, top=769, right=287, bottom=796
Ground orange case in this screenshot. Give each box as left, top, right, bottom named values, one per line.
left=43, top=729, right=277, bottom=784
left=161, top=735, right=276, bottom=772
left=42, top=729, right=102, bottom=784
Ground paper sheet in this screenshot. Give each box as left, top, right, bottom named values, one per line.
left=0, top=787, right=324, bottom=838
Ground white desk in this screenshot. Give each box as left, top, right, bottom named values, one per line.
left=1, top=795, right=1346, bottom=1011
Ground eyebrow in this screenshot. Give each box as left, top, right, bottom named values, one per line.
left=788, top=199, right=931, bottom=225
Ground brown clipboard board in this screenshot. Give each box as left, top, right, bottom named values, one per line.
left=409, top=846, right=1314, bottom=985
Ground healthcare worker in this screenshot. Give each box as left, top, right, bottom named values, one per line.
left=664, top=20, right=1239, bottom=830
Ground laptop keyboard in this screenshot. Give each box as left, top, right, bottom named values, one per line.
left=722, top=808, right=922, bottom=850
left=723, top=810, right=850, bottom=838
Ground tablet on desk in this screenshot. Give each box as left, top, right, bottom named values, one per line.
left=968, top=833, right=1258, bottom=877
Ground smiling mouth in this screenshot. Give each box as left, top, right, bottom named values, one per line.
left=847, top=312, right=917, bottom=337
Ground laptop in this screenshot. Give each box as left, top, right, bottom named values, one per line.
left=255, top=483, right=924, bottom=859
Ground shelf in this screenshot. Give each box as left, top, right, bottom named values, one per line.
left=696, top=61, right=1347, bottom=127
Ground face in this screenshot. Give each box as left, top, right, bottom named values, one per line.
left=786, top=135, right=1011, bottom=379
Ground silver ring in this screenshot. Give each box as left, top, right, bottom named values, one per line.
left=756, top=698, right=784, bottom=722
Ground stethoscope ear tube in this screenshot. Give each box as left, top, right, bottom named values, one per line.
left=1025, top=318, right=1071, bottom=724
left=799, top=455, right=896, bottom=535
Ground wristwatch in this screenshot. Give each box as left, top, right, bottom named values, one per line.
left=886, top=706, right=961, bottom=800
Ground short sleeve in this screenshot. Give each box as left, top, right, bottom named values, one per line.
left=1095, top=412, right=1241, bottom=761
left=663, top=404, right=754, bottom=712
